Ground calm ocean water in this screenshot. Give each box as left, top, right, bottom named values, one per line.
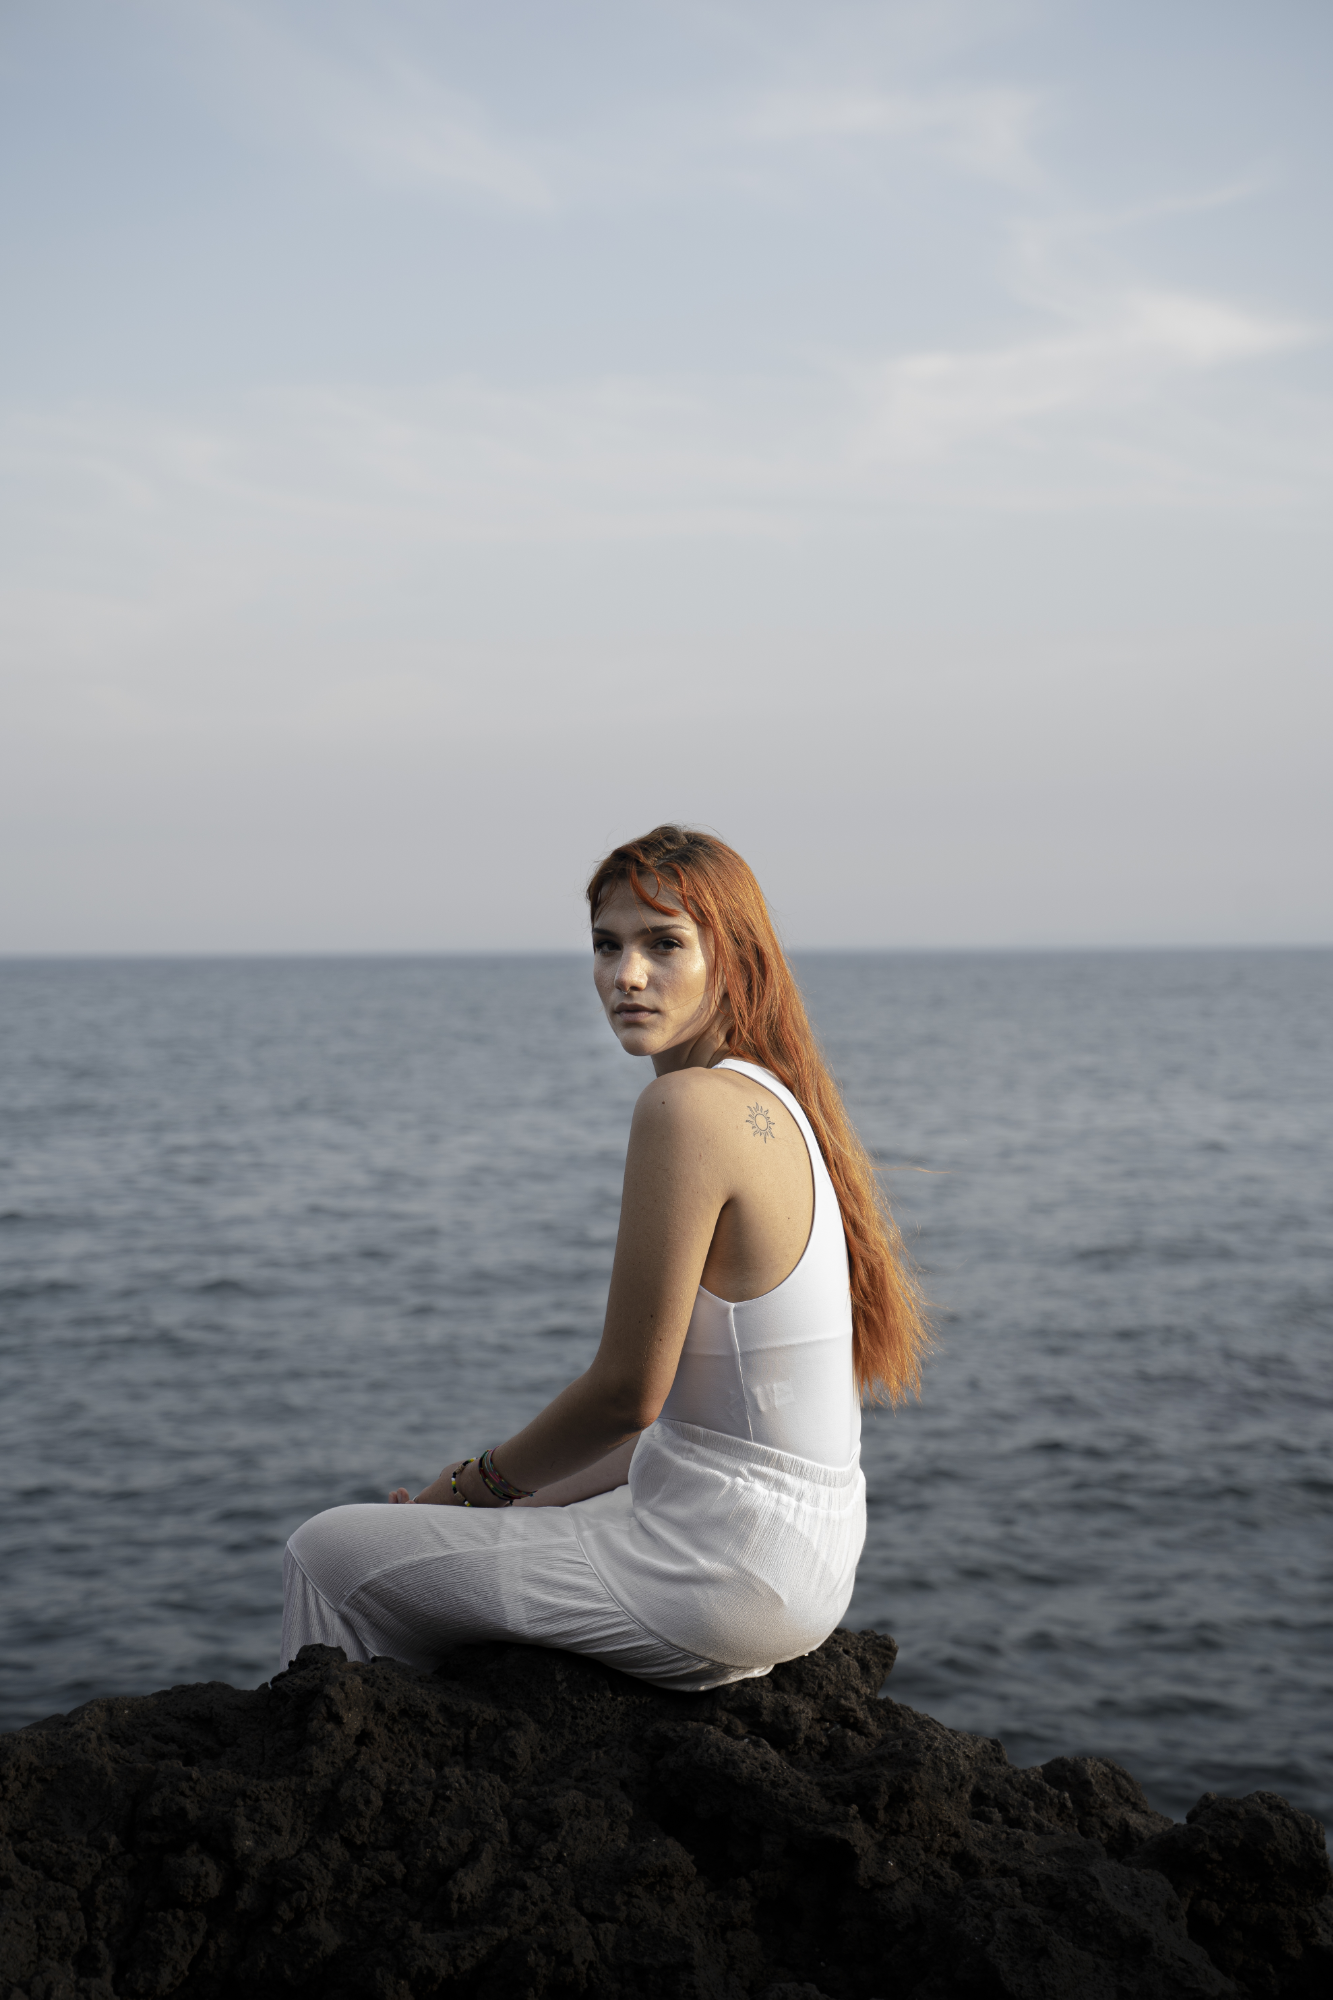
left=1, top=952, right=1330, bottom=1833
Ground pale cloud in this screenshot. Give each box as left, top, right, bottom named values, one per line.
left=165, top=0, right=1039, bottom=210
left=867, top=289, right=1318, bottom=463
left=178, top=0, right=554, bottom=209
left=313, top=58, right=554, bottom=208
left=743, top=82, right=1041, bottom=182
left=2, top=273, right=1325, bottom=678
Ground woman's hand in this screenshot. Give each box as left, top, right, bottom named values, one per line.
left=387, top=1460, right=508, bottom=1506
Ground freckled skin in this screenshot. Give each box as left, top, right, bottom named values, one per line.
left=392, top=881, right=812, bottom=1510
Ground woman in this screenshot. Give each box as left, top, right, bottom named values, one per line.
left=281, top=826, right=928, bottom=1691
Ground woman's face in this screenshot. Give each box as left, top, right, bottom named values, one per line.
left=592, top=879, right=720, bottom=1065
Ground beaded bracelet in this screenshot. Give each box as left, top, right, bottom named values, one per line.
left=477, top=1447, right=536, bottom=1504
left=449, top=1458, right=477, bottom=1505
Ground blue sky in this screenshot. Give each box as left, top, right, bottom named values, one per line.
left=2, top=0, right=1330, bottom=949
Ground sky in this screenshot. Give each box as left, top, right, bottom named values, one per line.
left=2, top=0, right=1330, bottom=952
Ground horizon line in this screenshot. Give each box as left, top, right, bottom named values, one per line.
left=1, top=941, right=1329, bottom=964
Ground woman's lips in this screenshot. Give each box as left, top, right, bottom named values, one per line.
left=616, top=1005, right=654, bottom=1019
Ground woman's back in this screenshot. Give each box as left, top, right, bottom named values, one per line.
left=660, top=1059, right=859, bottom=1468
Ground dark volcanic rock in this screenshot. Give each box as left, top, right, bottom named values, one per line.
left=1129, top=1793, right=1333, bottom=1998
left=0, top=1631, right=1328, bottom=1999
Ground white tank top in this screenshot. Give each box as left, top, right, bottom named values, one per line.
left=658, top=1059, right=861, bottom=1470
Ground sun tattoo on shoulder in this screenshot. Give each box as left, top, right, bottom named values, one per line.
left=746, top=1102, right=777, bottom=1143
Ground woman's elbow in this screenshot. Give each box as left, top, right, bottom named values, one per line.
left=592, top=1372, right=665, bottom=1435
left=612, top=1393, right=664, bottom=1435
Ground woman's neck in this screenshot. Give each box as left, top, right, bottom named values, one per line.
left=651, top=1013, right=732, bottom=1076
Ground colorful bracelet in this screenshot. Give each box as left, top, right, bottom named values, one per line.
left=449, top=1459, right=477, bottom=1505
left=476, top=1447, right=536, bottom=1504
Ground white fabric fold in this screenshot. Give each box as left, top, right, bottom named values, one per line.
left=573, top=1418, right=866, bottom=1669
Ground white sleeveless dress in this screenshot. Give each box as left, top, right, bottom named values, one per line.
left=281, top=1061, right=867, bottom=1691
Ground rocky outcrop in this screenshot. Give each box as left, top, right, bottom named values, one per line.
left=1, top=1631, right=1329, bottom=1999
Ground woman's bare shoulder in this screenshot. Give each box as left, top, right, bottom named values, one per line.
left=634, top=1065, right=737, bottom=1113
left=631, top=1066, right=786, bottom=1142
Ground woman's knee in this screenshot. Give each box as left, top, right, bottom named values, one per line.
left=286, top=1502, right=384, bottom=1599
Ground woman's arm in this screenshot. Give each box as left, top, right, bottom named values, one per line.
left=402, top=1071, right=736, bottom=1506
left=512, top=1435, right=640, bottom=1507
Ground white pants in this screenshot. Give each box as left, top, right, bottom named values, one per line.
left=281, top=1484, right=769, bottom=1693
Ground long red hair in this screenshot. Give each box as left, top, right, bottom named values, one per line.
left=587, top=824, right=930, bottom=1404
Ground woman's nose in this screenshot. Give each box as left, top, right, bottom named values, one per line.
left=615, top=951, right=648, bottom=990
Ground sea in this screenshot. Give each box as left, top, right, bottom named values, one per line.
left=1, top=951, right=1330, bottom=1836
